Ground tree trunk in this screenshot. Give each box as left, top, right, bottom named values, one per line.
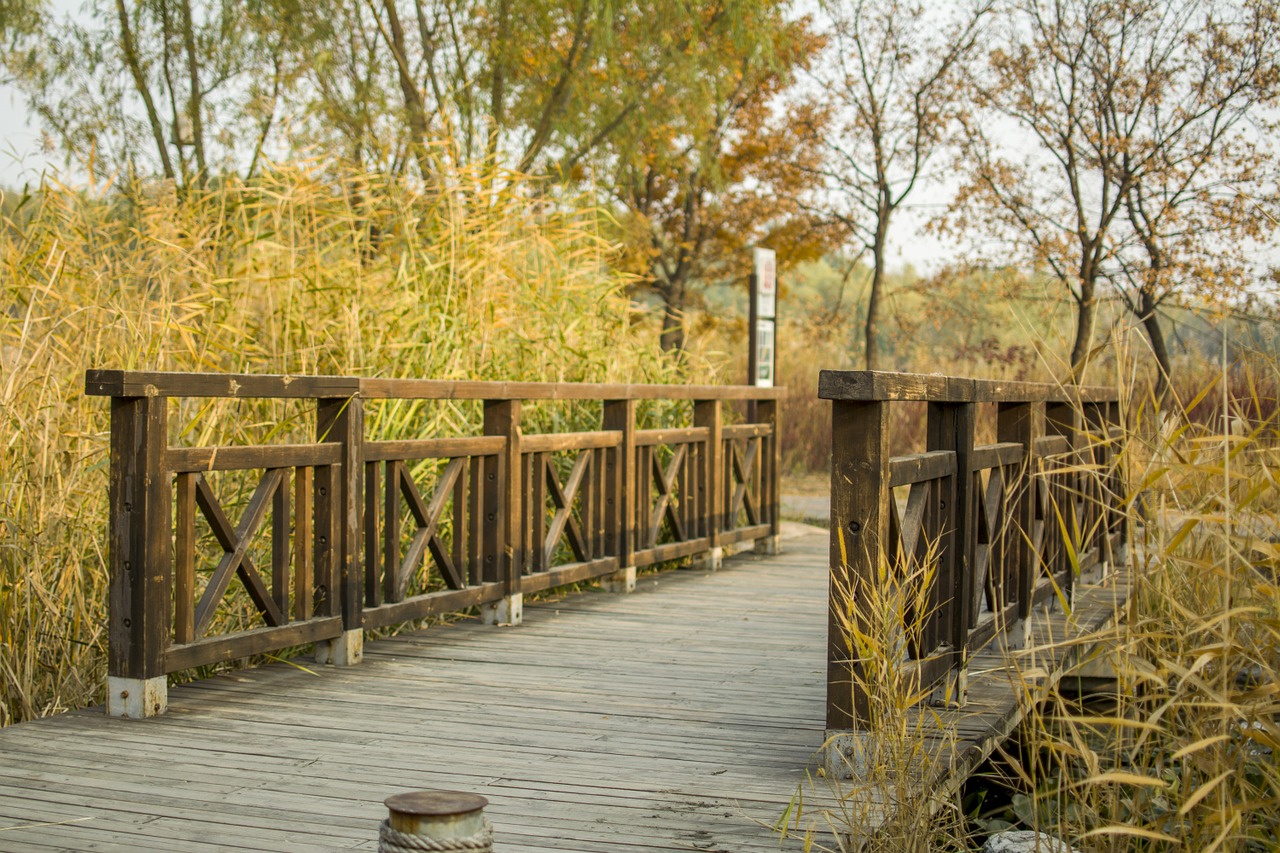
left=178, top=0, right=206, bottom=181
left=114, top=0, right=176, bottom=181
left=382, top=0, right=434, bottom=179
left=659, top=282, right=685, bottom=353
left=1069, top=267, right=1097, bottom=381
left=486, top=0, right=512, bottom=164
left=1138, top=286, right=1171, bottom=407
left=863, top=217, right=889, bottom=371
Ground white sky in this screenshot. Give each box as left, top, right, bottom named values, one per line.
left=0, top=86, right=54, bottom=187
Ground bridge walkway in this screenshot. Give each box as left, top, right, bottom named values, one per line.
left=0, top=524, right=1130, bottom=852
left=0, top=528, right=832, bottom=852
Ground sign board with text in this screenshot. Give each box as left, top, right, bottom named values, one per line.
left=754, top=319, right=775, bottom=387
left=749, top=248, right=777, bottom=388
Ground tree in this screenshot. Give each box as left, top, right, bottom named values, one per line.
left=953, top=0, right=1145, bottom=379
left=808, top=0, right=990, bottom=370
left=3, top=0, right=302, bottom=184
left=350, top=0, right=803, bottom=184
left=606, top=5, right=833, bottom=351
left=956, top=0, right=1279, bottom=384
left=1106, top=0, right=1280, bottom=403
left=0, top=0, right=42, bottom=45
left=3, top=0, right=834, bottom=360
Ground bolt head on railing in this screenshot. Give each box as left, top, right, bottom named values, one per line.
left=384, top=790, right=489, bottom=839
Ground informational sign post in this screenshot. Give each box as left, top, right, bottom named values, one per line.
left=754, top=319, right=775, bottom=386
left=748, top=247, right=777, bottom=388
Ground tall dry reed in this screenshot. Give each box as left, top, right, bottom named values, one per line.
left=782, top=535, right=970, bottom=852
left=786, top=336, right=1280, bottom=850
left=0, top=159, right=685, bottom=726
left=1006, top=359, right=1280, bottom=852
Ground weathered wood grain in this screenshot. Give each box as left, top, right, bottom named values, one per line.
left=363, top=435, right=505, bottom=462
left=818, top=370, right=1119, bottom=404
left=0, top=531, right=1130, bottom=853
left=167, top=443, right=341, bottom=472
left=86, top=370, right=787, bottom=402
left=1, top=538, right=836, bottom=852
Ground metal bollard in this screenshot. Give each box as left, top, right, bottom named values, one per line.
left=379, top=791, right=494, bottom=852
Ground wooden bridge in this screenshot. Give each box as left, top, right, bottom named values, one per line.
left=0, top=370, right=1131, bottom=850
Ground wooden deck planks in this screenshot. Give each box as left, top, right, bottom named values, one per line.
left=0, top=530, right=1131, bottom=852
left=0, top=535, right=835, bottom=852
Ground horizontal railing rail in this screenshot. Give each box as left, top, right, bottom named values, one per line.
left=820, top=370, right=1126, bottom=734
left=87, top=371, right=788, bottom=400
left=87, top=370, right=782, bottom=717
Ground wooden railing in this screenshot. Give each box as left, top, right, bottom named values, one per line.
left=819, top=371, right=1126, bottom=732
left=87, top=371, right=782, bottom=715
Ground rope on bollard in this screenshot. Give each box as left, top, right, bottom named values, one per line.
left=378, top=818, right=494, bottom=853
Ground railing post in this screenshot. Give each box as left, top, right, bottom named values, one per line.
left=481, top=399, right=522, bottom=625
left=693, top=399, right=723, bottom=570
left=1081, top=401, right=1105, bottom=582
left=315, top=395, right=365, bottom=666
left=826, top=399, right=889, bottom=740
left=1105, top=398, right=1129, bottom=561
left=926, top=399, right=973, bottom=704
left=754, top=398, right=782, bottom=556
left=106, top=395, right=170, bottom=718
left=602, top=399, right=637, bottom=592
left=1045, top=401, right=1078, bottom=609
left=997, top=400, right=1040, bottom=649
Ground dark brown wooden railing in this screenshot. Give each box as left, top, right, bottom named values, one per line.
left=87, top=371, right=782, bottom=715
left=819, top=371, right=1126, bottom=732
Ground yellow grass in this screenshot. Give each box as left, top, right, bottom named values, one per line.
left=799, top=346, right=1280, bottom=851
left=0, top=158, right=690, bottom=726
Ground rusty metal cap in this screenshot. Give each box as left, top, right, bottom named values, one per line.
left=384, top=791, right=489, bottom=818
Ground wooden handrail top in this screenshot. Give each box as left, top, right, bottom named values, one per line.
left=971, top=441, right=1025, bottom=471
left=168, top=443, right=342, bottom=473
left=86, top=369, right=787, bottom=401
left=818, top=370, right=1119, bottom=403
left=888, top=450, right=956, bottom=487
left=358, top=378, right=787, bottom=401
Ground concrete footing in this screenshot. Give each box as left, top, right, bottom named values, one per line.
left=1005, top=618, right=1031, bottom=651
left=481, top=593, right=523, bottom=626
left=821, top=729, right=878, bottom=780
left=754, top=534, right=782, bottom=556
left=316, top=628, right=364, bottom=666
left=602, top=566, right=636, bottom=593
left=693, top=546, right=723, bottom=572
left=106, top=675, right=167, bottom=719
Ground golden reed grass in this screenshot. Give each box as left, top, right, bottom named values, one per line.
left=797, top=349, right=1280, bottom=851
left=0, top=159, right=689, bottom=726
left=1011, top=362, right=1280, bottom=852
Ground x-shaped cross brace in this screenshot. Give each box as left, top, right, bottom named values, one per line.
left=192, top=472, right=288, bottom=638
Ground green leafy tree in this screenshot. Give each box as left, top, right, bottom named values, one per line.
left=3, top=0, right=304, bottom=184
left=0, top=0, right=42, bottom=45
